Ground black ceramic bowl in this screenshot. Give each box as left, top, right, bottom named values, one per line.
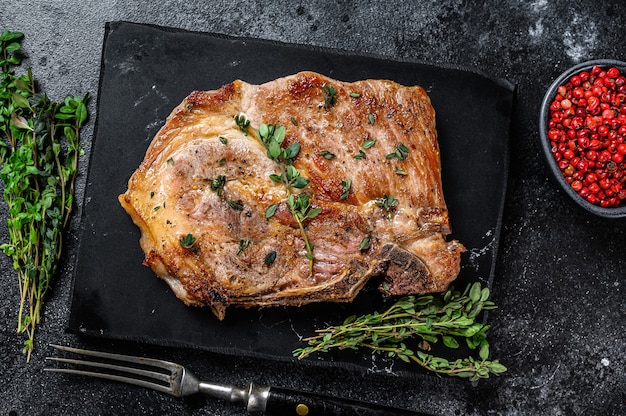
left=539, top=59, right=626, bottom=218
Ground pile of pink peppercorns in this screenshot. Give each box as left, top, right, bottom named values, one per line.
left=548, top=65, right=626, bottom=208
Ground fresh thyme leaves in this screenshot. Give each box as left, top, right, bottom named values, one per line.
left=208, top=175, right=242, bottom=211
left=362, top=138, right=377, bottom=149
left=395, top=167, right=408, bottom=176
left=0, top=30, right=89, bottom=361
left=359, top=235, right=371, bottom=251
left=290, top=117, right=298, bottom=126
left=293, top=282, right=507, bottom=381
left=237, top=239, right=250, bottom=254
left=367, top=113, right=375, bottom=124
left=349, top=91, right=360, bottom=98
left=340, top=179, right=352, bottom=200
left=353, top=149, right=366, bottom=160
left=386, top=142, right=410, bottom=160
left=374, top=194, right=398, bottom=211
left=219, top=136, right=228, bottom=144
left=235, top=113, right=250, bottom=135
left=288, top=192, right=322, bottom=227
left=210, top=175, right=226, bottom=196
left=258, top=122, right=319, bottom=274
left=265, top=202, right=278, bottom=219
left=179, top=233, right=198, bottom=251
left=264, top=250, right=277, bottom=265
left=287, top=192, right=321, bottom=263
left=319, top=150, right=336, bottom=160
left=322, top=85, right=337, bottom=109
left=227, top=199, right=244, bottom=211
left=167, top=157, right=175, bottom=165
left=374, top=194, right=398, bottom=220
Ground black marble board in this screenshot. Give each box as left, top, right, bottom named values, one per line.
left=68, top=21, right=514, bottom=377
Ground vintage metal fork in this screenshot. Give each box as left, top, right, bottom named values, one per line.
left=45, top=344, right=433, bottom=416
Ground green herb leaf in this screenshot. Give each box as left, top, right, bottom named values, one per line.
left=227, top=199, right=243, bottom=211
left=374, top=194, right=398, bottom=212
left=237, top=239, right=250, bottom=254
left=322, top=85, right=337, bottom=109
left=265, top=203, right=278, bottom=219
left=292, top=176, right=310, bottom=189
left=386, top=142, right=410, bottom=160
left=269, top=173, right=283, bottom=183
left=319, top=150, right=336, bottom=159
left=362, top=138, right=377, bottom=149
left=340, top=179, right=352, bottom=200
left=235, top=114, right=250, bottom=135
left=210, top=175, right=226, bottom=196
left=180, top=233, right=197, bottom=251
left=306, top=207, right=322, bottom=220
left=284, top=142, right=301, bottom=160
left=264, top=250, right=277, bottom=265
left=359, top=235, right=371, bottom=251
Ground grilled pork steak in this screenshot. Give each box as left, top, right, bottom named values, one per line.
left=119, top=71, right=464, bottom=320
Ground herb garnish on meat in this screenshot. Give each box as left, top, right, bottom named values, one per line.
left=258, top=122, right=320, bottom=274
left=322, top=85, right=337, bottom=109
left=179, top=233, right=197, bottom=251
left=386, top=142, right=410, bottom=160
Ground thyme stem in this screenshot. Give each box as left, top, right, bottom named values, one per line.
left=293, top=282, right=507, bottom=381
left=256, top=122, right=320, bottom=275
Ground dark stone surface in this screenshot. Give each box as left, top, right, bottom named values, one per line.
left=1, top=1, right=624, bottom=415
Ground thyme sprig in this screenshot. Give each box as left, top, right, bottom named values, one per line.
left=258, top=123, right=320, bottom=274
left=293, top=282, right=507, bottom=381
left=0, top=30, right=88, bottom=361
left=374, top=194, right=398, bottom=220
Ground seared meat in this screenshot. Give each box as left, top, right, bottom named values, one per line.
left=119, top=71, right=464, bottom=320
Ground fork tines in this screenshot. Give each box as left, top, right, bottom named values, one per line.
left=45, top=344, right=184, bottom=396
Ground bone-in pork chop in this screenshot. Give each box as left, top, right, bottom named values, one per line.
left=119, top=71, right=464, bottom=320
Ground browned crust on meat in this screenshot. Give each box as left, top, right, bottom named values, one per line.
left=119, top=71, right=465, bottom=320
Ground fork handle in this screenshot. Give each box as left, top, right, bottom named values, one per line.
left=262, top=386, right=433, bottom=416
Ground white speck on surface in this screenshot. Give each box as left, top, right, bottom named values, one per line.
left=529, top=363, right=561, bottom=390
left=530, top=0, right=548, bottom=13
left=601, top=358, right=610, bottom=367
left=463, top=228, right=496, bottom=271
left=115, top=61, right=138, bottom=75
left=562, top=15, right=597, bottom=62
left=528, top=19, right=544, bottom=40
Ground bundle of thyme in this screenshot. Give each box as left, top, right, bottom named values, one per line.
left=293, top=282, right=507, bottom=381
left=0, top=30, right=88, bottom=361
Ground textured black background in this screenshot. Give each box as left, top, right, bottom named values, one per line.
left=1, top=2, right=625, bottom=416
